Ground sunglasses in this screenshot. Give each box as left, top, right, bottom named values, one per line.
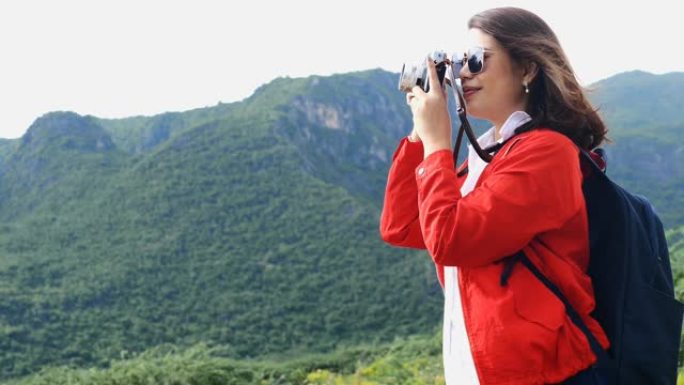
left=452, top=46, right=488, bottom=75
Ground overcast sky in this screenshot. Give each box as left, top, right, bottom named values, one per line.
left=0, top=0, right=681, bottom=139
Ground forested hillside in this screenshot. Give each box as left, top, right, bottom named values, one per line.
left=0, top=69, right=681, bottom=381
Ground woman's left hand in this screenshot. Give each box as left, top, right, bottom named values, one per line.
left=407, top=57, right=452, bottom=159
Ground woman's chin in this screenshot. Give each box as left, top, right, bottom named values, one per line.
left=465, top=106, right=486, bottom=121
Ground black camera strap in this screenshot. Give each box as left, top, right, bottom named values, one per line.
left=452, top=116, right=521, bottom=176
left=452, top=112, right=495, bottom=168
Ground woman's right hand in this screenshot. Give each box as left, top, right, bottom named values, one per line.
left=405, top=94, right=421, bottom=142
left=408, top=128, right=421, bottom=142
left=406, top=58, right=452, bottom=158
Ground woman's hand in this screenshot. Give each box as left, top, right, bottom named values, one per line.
left=406, top=57, right=452, bottom=158
left=407, top=128, right=421, bottom=142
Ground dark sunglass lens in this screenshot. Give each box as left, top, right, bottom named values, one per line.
left=467, top=48, right=484, bottom=73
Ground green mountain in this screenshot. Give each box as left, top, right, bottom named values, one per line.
left=590, top=70, right=684, bottom=130
left=0, top=70, right=441, bottom=379
left=590, top=70, right=684, bottom=228
left=0, top=68, right=681, bottom=381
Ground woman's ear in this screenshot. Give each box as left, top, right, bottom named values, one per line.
left=523, top=61, right=539, bottom=85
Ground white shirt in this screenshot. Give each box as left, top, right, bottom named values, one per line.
left=443, top=111, right=531, bottom=385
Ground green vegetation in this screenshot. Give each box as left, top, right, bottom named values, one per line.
left=669, top=227, right=684, bottom=300
left=0, top=70, right=443, bottom=380
left=1, top=332, right=443, bottom=385
left=0, top=69, right=680, bottom=382
left=668, top=226, right=684, bottom=378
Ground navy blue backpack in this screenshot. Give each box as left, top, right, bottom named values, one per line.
left=501, top=148, right=683, bottom=384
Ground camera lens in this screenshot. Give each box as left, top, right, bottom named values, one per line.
left=431, top=50, right=447, bottom=64
left=398, top=63, right=426, bottom=93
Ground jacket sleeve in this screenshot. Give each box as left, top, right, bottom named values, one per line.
left=415, top=130, right=584, bottom=268
left=379, top=137, right=427, bottom=249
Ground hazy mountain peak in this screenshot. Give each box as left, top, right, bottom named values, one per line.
left=592, top=69, right=684, bottom=88
left=589, top=70, right=684, bottom=132
left=22, top=111, right=115, bottom=152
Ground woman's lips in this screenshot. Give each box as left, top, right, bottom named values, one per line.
left=463, top=87, right=480, bottom=99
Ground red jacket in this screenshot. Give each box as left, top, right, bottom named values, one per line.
left=380, top=129, right=609, bottom=385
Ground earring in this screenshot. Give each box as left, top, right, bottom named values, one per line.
left=524, top=83, right=529, bottom=94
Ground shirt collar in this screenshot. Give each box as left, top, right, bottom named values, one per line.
left=499, top=111, right=531, bottom=143
left=469, top=111, right=532, bottom=150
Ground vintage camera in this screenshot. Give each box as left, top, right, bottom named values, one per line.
left=398, top=50, right=449, bottom=93
left=396, top=51, right=494, bottom=164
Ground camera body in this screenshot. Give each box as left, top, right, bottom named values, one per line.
left=396, top=51, right=490, bottom=163
left=398, top=50, right=449, bottom=93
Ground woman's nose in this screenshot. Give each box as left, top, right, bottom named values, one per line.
left=459, top=62, right=472, bottom=79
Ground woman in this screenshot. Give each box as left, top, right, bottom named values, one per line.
left=380, top=7, right=610, bottom=385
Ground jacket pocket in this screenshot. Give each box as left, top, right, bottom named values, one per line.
left=509, top=265, right=566, bottom=331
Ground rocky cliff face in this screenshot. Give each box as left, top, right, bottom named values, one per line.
left=269, top=70, right=412, bottom=204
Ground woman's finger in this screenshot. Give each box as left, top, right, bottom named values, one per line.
left=411, top=83, right=426, bottom=97
left=407, top=90, right=423, bottom=109
left=426, top=57, right=439, bottom=92
left=425, top=57, right=446, bottom=97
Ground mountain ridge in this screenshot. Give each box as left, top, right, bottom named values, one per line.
left=0, top=68, right=681, bottom=380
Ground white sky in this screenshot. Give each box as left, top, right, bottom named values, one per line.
left=0, top=0, right=681, bottom=139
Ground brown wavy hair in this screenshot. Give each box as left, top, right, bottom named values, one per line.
left=468, top=7, right=607, bottom=150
